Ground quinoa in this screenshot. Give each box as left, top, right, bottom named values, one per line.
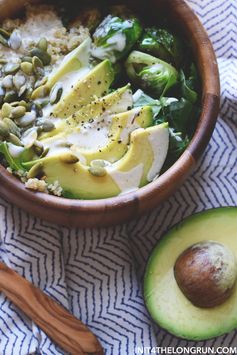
left=25, top=178, right=48, bottom=192
left=25, top=178, right=63, bottom=197
left=1, top=4, right=90, bottom=63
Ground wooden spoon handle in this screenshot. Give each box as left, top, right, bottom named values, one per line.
left=0, top=262, right=103, bottom=355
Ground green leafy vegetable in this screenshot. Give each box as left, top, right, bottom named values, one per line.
left=0, top=142, right=23, bottom=171
left=155, top=98, right=193, bottom=134
left=180, top=71, right=197, bottom=103
left=92, top=15, right=142, bottom=63
left=125, top=51, right=178, bottom=97
left=162, top=129, right=190, bottom=170
left=138, top=28, right=184, bottom=67
left=0, top=142, right=33, bottom=171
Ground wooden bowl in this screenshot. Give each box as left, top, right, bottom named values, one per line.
left=0, top=0, right=220, bottom=227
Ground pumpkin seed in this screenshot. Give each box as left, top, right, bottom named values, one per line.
left=0, top=58, right=7, bottom=64
left=27, top=162, right=43, bottom=179
left=37, top=38, right=48, bottom=52
left=34, top=76, right=48, bottom=89
left=22, top=87, right=33, bottom=100
left=90, top=159, right=107, bottom=168
left=11, top=100, right=28, bottom=108
left=11, top=106, right=26, bottom=119
left=0, top=28, right=10, bottom=39
left=41, top=120, right=55, bottom=132
left=3, top=63, right=20, bottom=75
left=50, top=83, right=63, bottom=105
left=2, top=75, right=13, bottom=89
left=31, top=85, right=49, bottom=100
left=31, top=102, right=43, bottom=118
left=1, top=103, right=12, bottom=117
left=35, top=98, right=49, bottom=108
left=30, top=48, right=51, bottom=66
left=20, top=62, right=33, bottom=75
left=89, top=165, right=107, bottom=177
left=0, top=86, right=5, bottom=105
left=0, top=120, right=9, bottom=138
left=17, top=111, right=36, bottom=127
left=18, top=84, right=28, bottom=98
left=21, top=56, right=32, bottom=63
left=4, top=91, right=18, bottom=103
left=40, top=146, right=49, bottom=158
left=0, top=34, right=9, bottom=47
left=3, top=117, right=20, bottom=137
left=13, top=73, right=26, bottom=90
left=60, top=153, right=79, bottom=164
left=8, top=133, right=22, bottom=146
left=32, top=55, right=43, bottom=73
left=21, top=127, right=38, bottom=148
left=8, top=30, right=22, bottom=50
left=33, top=140, right=44, bottom=156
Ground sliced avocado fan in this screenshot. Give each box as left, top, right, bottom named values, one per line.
left=39, top=85, right=133, bottom=140
left=40, top=106, right=153, bottom=165
left=23, top=123, right=169, bottom=199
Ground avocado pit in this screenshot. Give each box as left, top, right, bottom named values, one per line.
left=174, top=241, right=237, bottom=308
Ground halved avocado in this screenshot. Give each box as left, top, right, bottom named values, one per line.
left=39, top=84, right=133, bottom=140
left=144, top=207, right=237, bottom=341
left=52, top=59, right=114, bottom=118
left=23, top=123, right=169, bottom=199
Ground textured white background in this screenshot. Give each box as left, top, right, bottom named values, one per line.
left=0, top=0, right=237, bottom=354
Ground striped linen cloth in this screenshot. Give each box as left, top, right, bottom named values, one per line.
left=0, top=0, right=237, bottom=353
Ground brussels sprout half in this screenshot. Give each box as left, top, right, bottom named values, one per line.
left=138, top=28, right=185, bottom=67
left=92, top=15, right=142, bottom=63
left=125, top=51, right=178, bottom=97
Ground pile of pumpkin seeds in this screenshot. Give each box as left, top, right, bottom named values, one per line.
left=0, top=27, right=63, bottom=158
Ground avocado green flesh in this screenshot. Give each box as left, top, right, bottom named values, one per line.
left=40, top=106, right=153, bottom=165
left=144, top=207, right=237, bottom=341
left=46, top=38, right=91, bottom=90
left=39, top=85, right=133, bottom=140
left=24, top=124, right=169, bottom=199
left=52, top=59, right=114, bottom=118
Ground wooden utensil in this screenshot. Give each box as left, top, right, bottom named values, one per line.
left=0, top=262, right=103, bottom=355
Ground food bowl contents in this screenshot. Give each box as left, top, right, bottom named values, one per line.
left=0, top=3, right=201, bottom=199
left=144, top=207, right=237, bottom=341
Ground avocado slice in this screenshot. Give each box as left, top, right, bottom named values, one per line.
left=39, top=84, right=133, bottom=140
left=51, top=59, right=114, bottom=118
left=23, top=123, right=169, bottom=199
left=144, top=207, right=237, bottom=341
left=46, top=38, right=91, bottom=90
left=41, top=106, right=153, bottom=165
left=32, top=38, right=91, bottom=101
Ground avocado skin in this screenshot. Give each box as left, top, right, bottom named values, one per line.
left=144, top=207, right=237, bottom=341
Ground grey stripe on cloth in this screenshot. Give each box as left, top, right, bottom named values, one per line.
left=0, top=0, right=237, bottom=354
